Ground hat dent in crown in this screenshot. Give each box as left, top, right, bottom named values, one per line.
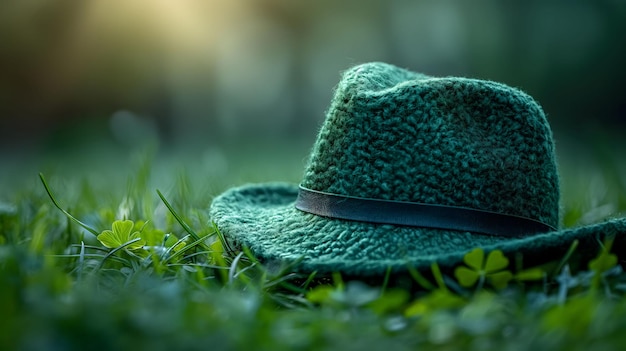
left=209, top=62, right=626, bottom=276
left=302, top=62, right=559, bottom=228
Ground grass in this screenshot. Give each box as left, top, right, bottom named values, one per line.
left=1, top=137, right=626, bottom=351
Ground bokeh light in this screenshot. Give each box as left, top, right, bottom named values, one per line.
left=1, top=0, right=624, bottom=152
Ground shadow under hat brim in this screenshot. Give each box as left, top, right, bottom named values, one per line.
left=209, top=183, right=626, bottom=276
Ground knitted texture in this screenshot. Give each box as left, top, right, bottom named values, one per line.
left=210, top=183, right=626, bottom=275
left=209, top=62, right=626, bottom=276
left=302, top=62, right=559, bottom=228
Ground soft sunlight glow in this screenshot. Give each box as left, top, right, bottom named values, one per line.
left=75, top=0, right=230, bottom=60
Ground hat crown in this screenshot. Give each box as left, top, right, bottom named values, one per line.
left=301, top=62, right=560, bottom=229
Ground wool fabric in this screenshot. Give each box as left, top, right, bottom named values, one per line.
left=210, top=62, right=626, bottom=276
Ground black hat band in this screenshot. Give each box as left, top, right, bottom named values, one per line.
left=295, top=186, right=556, bottom=237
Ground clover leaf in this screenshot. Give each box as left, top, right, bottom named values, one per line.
left=454, top=248, right=513, bottom=290
left=484, top=250, right=509, bottom=272
left=455, top=248, right=484, bottom=287
left=97, top=219, right=146, bottom=250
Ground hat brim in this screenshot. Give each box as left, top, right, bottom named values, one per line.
left=210, top=183, right=626, bottom=276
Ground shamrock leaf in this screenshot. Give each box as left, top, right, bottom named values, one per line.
left=97, top=219, right=145, bottom=250
left=455, top=266, right=479, bottom=287
left=488, top=271, right=514, bottom=290
left=484, top=250, right=509, bottom=272
left=454, top=248, right=512, bottom=290
left=463, top=247, right=485, bottom=270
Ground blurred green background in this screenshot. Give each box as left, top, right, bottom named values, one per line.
left=1, top=0, right=625, bottom=197
left=1, top=4, right=626, bottom=349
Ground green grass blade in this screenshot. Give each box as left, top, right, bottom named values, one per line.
left=166, top=236, right=215, bottom=263
left=406, top=264, right=435, bottom=290
left=551, top=239, right=579, bottom=278
left=166, top=263, right=231, bottom=270
left=241, top=245, right=261, bottom=266
left=156, top=189, right=197, bottom=238
left=430, top=262, right=447, bottom=291
left=78, top=241, right=85, bottom=281
left=69, top=244, right=111, bottom=253
left=160, top=234, right=191, bottom=261
left=263, top=273, right=303, bottom=291
left=302, top=271, right=318, bottom=290
left=233, top=264, right=257, bottom=281
left=180, top=250, right=213, bottom=261
left=97, top=238, right=143, bottom=269
left=39, top=173, right=99, bottom=236
left=228, top=251, right=246, bottom=286
left=271, top=280, right=308, bottom=294
left=381, top=266, right=392, bottom=294
left=332, top=272, right=344, bottom=291
left=213, top=221, right=236, bottom=254
left=156, top=189, right=210, bottom=250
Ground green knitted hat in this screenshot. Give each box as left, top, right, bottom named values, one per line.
left=210, top=62, right=626, bottom=276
